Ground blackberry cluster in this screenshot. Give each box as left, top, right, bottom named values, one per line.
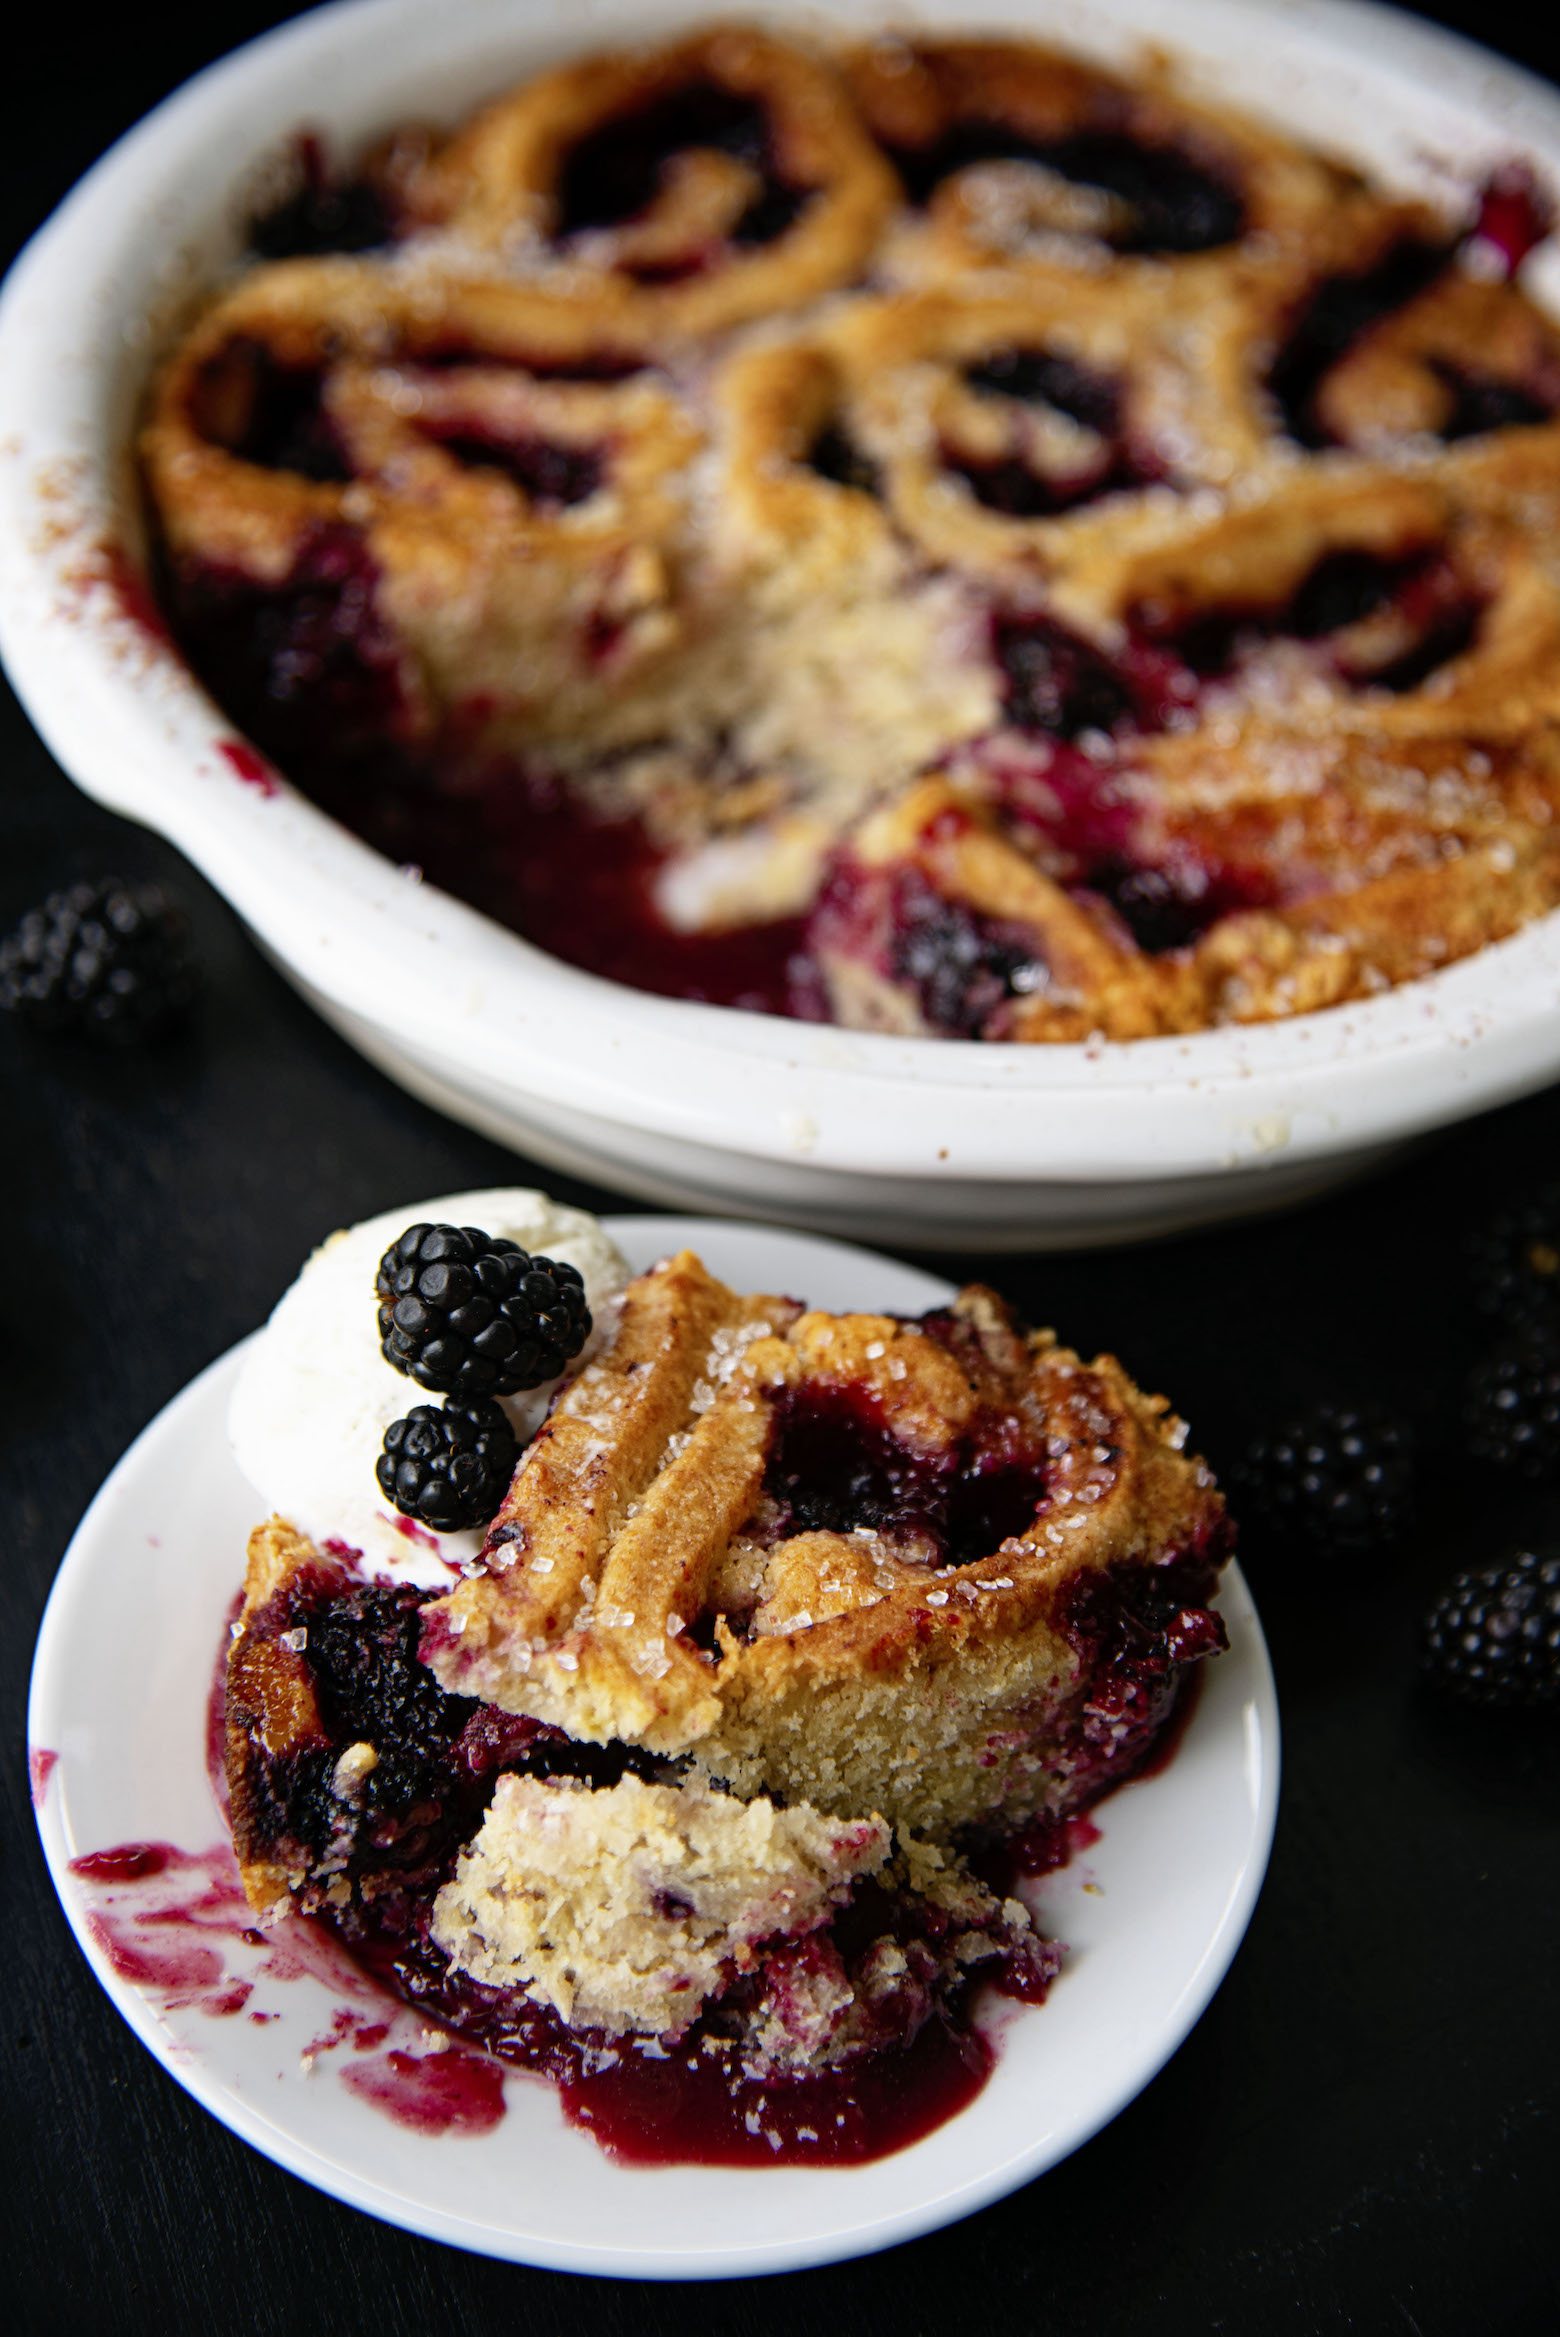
left=995, top=613, right=1135, bottom=738
left=1421, top=1550, right=1560, bottom=1709
left=376, top=1222, right=591, bottom=1399
left=1227, top=1403, right=1415, bottom=1555
left=1465, top=1332, right=1560, bottom=1478
left=239, top=1572, right=646, bottom=1898
left=241, top=1577, right=480, bottom=1874
left=372, top=1220, right=592, bottom=1535
left=0, top=878, right=200, bottom=1044
left=305, top=1581, right=476, bottom=1801
left=376, top=1399, right=519, bottom=1532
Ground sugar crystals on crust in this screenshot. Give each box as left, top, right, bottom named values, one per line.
left=421, top=1250, right=1230, bottom=1842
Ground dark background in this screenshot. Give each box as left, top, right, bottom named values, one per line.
left=5, top=4, right=1560, bottom=2329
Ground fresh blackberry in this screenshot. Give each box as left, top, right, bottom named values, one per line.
left=375, top=1222, right=590, bottom=1399
left=0, top=878, right=200, bottom=1044
left=1468, top=1187, right=1560, bottom=1326
left=1465, top=1330, right=1560, bottom=1477
left=376, top=1398, right=519, bottom=1532
left=1421, top=1549, right=1560, bottom=1709
left=1226, top=1402, right=1414, bottom=1553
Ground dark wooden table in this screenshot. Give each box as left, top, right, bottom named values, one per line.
left=5, top=5, right=1559, bottom=2328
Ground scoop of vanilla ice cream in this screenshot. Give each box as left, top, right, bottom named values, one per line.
left=228, top=1189, right=629, bottom=1580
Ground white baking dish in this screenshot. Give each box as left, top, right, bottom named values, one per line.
left=4, top=0, right=1560, bottom=1247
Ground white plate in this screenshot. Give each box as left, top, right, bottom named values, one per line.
left=28, top=1217, right=1279, bottom=2279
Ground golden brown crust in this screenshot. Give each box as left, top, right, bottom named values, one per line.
left=430, top=1252, right=800, bottom=1743
left=422, top=1255, right=1228, bottom=1838
left=140, top=265, right=704, bottom=749
left=224, top=1516, right=327, bottom=1916
left=415, top=24, right=898, bottom=335
left=843, top=33, right=1350, bottom=288
left=824, top=285, right=1269, bottom=597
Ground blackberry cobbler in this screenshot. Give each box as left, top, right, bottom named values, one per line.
left=141, top=21, right=1560, bottom=1038
left=226, top=1239, right=1232, bottom=2162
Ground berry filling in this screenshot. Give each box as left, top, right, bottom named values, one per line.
left=330, top=1880, right=1000, bottom=2166
left=806, top=858, right=1044, bottom=1039
left=166, top=528, right=408, bottom=759
left=1471, top=163, right=1556, bottom=279
left=946, top=347, right=1153, bottom=519
left=224, top=1529, right=1219, bottom=2163
left=1269, top=239, right=1453, bottom=447
left=974, top=712, right=1274, bottom=956
left=555, top=81, right=809, bottom=265
left=189, top=340, right=352, bottom=483
left=965, top=347, right=1121, bottom=430
left=1265, top=196, right=1560, bottom=452
left=229, top=1565, right=488, bottom=1887
left=423, top=429, right=606, bottom=508
left=1430, top=362, right=1557, bottom=440
left=253, top=738, right=814, bottom=1015
left=416, top=345, right=652, bottom=383
left=805, top=419, right=883, bottom=497
left=885, top=868, right=1044, bottom=1039
left=995, top=613, right=1141, bottom=739
left=1085, top=859, right=1266, bottom=955
left=974, top=1553, right=1228, bottom=1887
left=247, top=133, right=396, bottom=259
left=227, top=1562, right=661, bottom=1898
left=761, top=1367, right=1049, bottom=1563
left=166, top=526, right=1281, bottom=1012
left=889, top=123, right=1244, bottom=253
left=1134, top=546, right=1483, bottom=696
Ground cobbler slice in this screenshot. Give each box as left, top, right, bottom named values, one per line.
left=421, top=1252, right=1229, bottom=1835
left=225, top=1248, right=1228, bottom=2130
left=225, top=1252, right=1233, bottom=2140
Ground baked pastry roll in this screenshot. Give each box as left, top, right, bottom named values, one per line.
left=224, top=1246, right=1226, bottom=2082
left=845, top=34, right=1347, bottom=284
left=142, top=263, right=706, bottom=757
left=407, top=24, right=897, bottom=335
left=421, top=1251, right=1229, bottom=1841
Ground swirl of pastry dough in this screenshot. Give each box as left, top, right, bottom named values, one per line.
left=846, top=36, right=1344, bottom=288
left=141, top=259, right=705, bottom=755
left=820, top=286, right=1271, bottom=611
left=419, top=1249, right=1231, bottom=1844
left=1259, top=192, right=1560, bottom=500
left=803, top=467, right=1560, bottom=1040
left=410, top=24, right=898, bottom=336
